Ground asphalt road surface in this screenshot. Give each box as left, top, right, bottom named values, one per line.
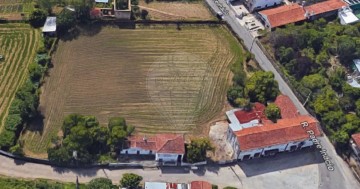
left=204, top=0, right=360, bottom=188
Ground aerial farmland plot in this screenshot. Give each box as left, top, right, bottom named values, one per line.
left=0, top=0, right=33, bottom=20
left=21, top=24, right=243, bottom=157
left=0, top=23, right=40, bottom=132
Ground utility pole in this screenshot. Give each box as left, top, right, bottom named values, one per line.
left=76, top=176, right=79, bottom=189
left=303, top=92, right=312, bottom=106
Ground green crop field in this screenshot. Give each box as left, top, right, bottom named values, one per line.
left=21, top=25, right=244, bottom=157
left=0, top=23, right=40, bottom=133
left=0, top=0, right=34, bottom=20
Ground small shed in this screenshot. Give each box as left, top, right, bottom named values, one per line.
left=42, top=17, right=56, bottom=36
left=353, top=59, right=360, bottom=73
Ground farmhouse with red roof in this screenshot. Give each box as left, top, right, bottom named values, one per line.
left=120, top=134, right=185, bottom=165
left=226, top=95, right=322, bottom=161
left=258, top=0, right=347, bottom=28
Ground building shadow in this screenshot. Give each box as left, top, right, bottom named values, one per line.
left=238, top=147, right=324, bottom=177
left=159, top=166, right=190, bottom=174
left=52, top=166, right=99, bottom=177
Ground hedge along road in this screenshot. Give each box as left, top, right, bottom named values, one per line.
left=0, top=154, right=243, bottom=188
left=204, top=0, right=360, bottom=189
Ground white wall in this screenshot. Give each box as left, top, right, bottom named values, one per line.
left=120, top=148, right=154, bottom=155
left=247, top=0, right=284, bottom=12
left=300, top=139, right=314, bottom=148
left=156, top=153, right=182, bottom=162
left=238, top=148, right=263, bottom=160
left=262, top=143, right=288, bottom=155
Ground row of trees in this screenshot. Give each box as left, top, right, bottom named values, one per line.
left=227, top=69, right=279, bottom=107
left=265, top=19, right=360, bottom=148
left=48, top=114, right=134, bottom=165
left=0, top=36, right=52, bottom=154
left=88, top=174, right=142, bottom=189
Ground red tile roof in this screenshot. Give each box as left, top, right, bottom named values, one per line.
left=234, top=102, right=266, bottom=123
left=305, top=0, right=347, bottom=16
left=90, top=8, right=102, bottom=17
left=274, top=95, right=299, bottom=119
left=235, top=115, right=321, bottom=151
left=259, top=1, right=347, bottom=28
left=127, top=134, right=185, bottom=154
left=352, top=133, right=360, bottom=147
left=259, top=4, right=306, bottom=28
left=191, top=181, right=212, bottom=189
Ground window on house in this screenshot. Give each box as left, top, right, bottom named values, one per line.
left=254, top=152, right=261, bottom=158
left=243, top=154, right=251, bottom=160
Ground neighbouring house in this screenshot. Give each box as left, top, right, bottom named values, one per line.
left=348, top=59, right=360, bottom=87
left=244, top=0, right=284, bottom=12
left=114, top=0, right=131, bottom=19
left=144, top=181, right=212, bottom=189
left=42, top=17, right=56, bottom=36
left=190, top=181, right=212, bottom=189
left=338, top=6, right=360, bottom=25
left=120, top=134, right=185, bottom=165
left=350, top=133, right=360, bottom=159
left=226, top=95, right=322, bottom=161
left=259, top=0, right=347, bottom=29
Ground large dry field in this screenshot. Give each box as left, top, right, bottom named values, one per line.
left=138, top=0, right=214, bottom=20
left=21, top=25, right=242, bottom=156
left=0, top=23, right=39, bottom=132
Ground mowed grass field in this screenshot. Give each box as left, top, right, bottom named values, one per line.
left=0, top=0, right=34, bottom=20
left=0, top=23, right=39, bottom=132
left=21, top=25, right=243, bottom=156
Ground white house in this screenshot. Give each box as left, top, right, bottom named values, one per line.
left=121, top=134, right=185, bottom=165
left=338, top=6, right=359, bottom=25
left=246, top=0, right=283, bottom=12
left=233, top=115, right=321, bottom=160
left=350, top=133, right=360, bottom=159
left=227, top=95, right=322, bottom=161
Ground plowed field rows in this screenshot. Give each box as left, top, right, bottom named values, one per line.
left=0, top=23, right=39, bottom=132
left=22, top=25, right=242, bottom=155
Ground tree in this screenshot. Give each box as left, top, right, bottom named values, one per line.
left=227, top=86, right=244, bottom=105
left=47, top=147, right=72, bottom=166
left=28, top=63, right=44, bottom=83
left=356, top=100, right=360, bottom=117
left=9, top=143, right=24, bottom=156
left=186, top=138, right=213, bottom=163
left=88, top=178, right=116, bottom=189
left=328, top=67, right=345, bottom=92
left=29, top=9, right=48, bottom=28
left=0, top=130, right=16, bottom=150
left=223, top=187, right=237, bottom=189
left=108, top=117, right=126, bottom=129
left=120, top=173, right=143, bottom=189
left=234, top=98, right=251, bottom=110
left=57, top=9, right=76, bottom=35
left=313, top=87, right=340, bottom=116
left=275, top=46, right=294, bottom=63
left=301, top=74, right=326, bottom=92
left=322, top=110, right=346, bottom=132
left=140, top=9, right=149, bottom=20
left=265, top=103, right=281, bottom=122
left=245, top=71, right=279, bottom=103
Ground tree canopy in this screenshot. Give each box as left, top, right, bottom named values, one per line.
left=88, top=178, right=116, bottom=189
left=186, top=138, right=213, bottom=163
left=29, top=9, right=48, bottom=28
left=48, top=114, right=133, bottom=165
left=120, top=173, right=143, bottom=189
left=265, top=103, right=281, bottom=123
left=245, top=71, right=279, bottom=103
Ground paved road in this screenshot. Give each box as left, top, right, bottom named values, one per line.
left=0, top=155, right=242, bottom=188
left=204, top=0, right=360, bottom=188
